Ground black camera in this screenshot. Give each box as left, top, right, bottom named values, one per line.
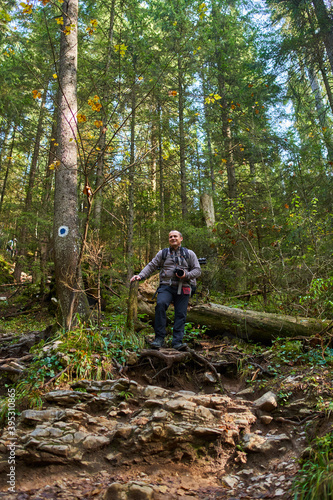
left=174, top=267, right=185, bottom=278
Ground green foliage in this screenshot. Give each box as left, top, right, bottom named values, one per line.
left=299, top=277, right=333, bottom=317
left=270, top=338, right=333, bottom=368
left=9, top=315, right=145, bottom=410
left=293, top=433, right=333, bottom=500
left=183, top=322, right=207, bottom=344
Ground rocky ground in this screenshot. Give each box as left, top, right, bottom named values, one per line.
left=1, top=329, right=331, bottom=500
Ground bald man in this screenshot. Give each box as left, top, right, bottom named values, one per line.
left=131, top=231, right=201, bottom=350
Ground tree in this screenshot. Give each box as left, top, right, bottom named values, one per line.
left=53, top=0, right=89, bottom=329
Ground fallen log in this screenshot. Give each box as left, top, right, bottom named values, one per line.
left=138, top=300, right=330, bottom=342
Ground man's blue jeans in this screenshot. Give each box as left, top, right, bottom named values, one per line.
left=154, top=284, right=190, bottom=346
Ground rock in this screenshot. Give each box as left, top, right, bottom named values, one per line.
left=103, top=482, right=155, bottom=500
left=222, top=474, right=238, bottom=488
left=203, top=371, right=217, bottom=383
left=253, top=391, right=277, bottom=412
left=82, top=435, right=111, bottom=449
left=242, top=432, right=291, bottom=453
left=260, top=415, right=273, bottom=425
left=243, top=433, right=272, bottom=453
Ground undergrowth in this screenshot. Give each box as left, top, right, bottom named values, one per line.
left=0, top=315, right=146, bottom=420
left=293, top=433, right=333, bottom=500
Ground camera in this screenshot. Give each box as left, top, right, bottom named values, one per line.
left=174, top=267, right=185, bottom=278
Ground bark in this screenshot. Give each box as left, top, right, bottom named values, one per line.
left=158, top=100, right=165, bottom=222
left=126, top=80, right=136, bottom=282
left=126, top=280, right=139, bottom=331
left=200, top=192, right=215, bottom=227
left=312, top=0, right=333, bottom=73
left=138, top=300, right=329, bottom=343
left=178, top=54, right=187, bottom=218
left=0, top=125, right=16, bottom=213
left=94, top=0, right=116, bottom=228
left=53, top=0, right=89, bottom=329
left=14, top=88, right=47, bottom=283
left=306, top=64, right=333, bottom=160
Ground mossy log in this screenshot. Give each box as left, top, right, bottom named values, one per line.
left=138, top=300, right=330, bottom=342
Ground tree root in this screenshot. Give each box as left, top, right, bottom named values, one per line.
left=138, top=347, right=224, bottom=391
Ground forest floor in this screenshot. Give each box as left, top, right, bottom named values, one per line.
left=0, top=287, right=332, bottom=499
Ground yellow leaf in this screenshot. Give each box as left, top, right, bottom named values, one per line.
left=54, top=143, right=59, bottom=146
left=53, top=74, right=57, bottom=79
left=173, top=21, right=177, bottom=26
left=193, top=50, right=197, bottom=55
left=221, top=159, right=227, bottom=163
left=96, top=147, right=101, bottom=151
left=77, top=114, right=87, bottom=123
left=214, top=94, right=221, bottom=100
left=56, top=17, right=63, bottom=25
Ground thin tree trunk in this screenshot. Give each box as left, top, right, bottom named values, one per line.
left=126, top=80, right=136, bottom=282
left=158, top=101, right=165, bottom=222
left=178, top=55, right=187, bottom=218
left=312, top=0, right=333, bottom=73
left=13, top=89, right=48, bottom=282
left=94, top=0, right=116, bottom=228
left=0, top=126, right=16, bottom=213
left=306, top=64, right=333, bottom=160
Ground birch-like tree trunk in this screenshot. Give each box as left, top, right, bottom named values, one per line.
left=53, top=0, right=89, bottom=329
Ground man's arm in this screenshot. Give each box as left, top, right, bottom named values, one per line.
left=184, top=250, right=201, bottom=280
left=130, top=250, right=163, bottom=282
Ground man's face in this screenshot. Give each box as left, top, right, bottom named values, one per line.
left=169, top=231, right=183, bottom=249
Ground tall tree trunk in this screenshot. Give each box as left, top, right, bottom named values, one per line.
left=312, top=0, right=333, bottom=73
left=306, top=64, right=333, bottom=160
left=0, top=126, right=16, bottom=213
left=126, top=81, right=136, bottom=282
left=149, top=119, right=158, bottom=260
left=53, top=0, right=89, bottom=329
left=13, top=88, right=48, bottom=282
left=202, top=70, right=215, bottom=192
left=94, top=0, right=116, bottom=228
left=40, top=107, right=58, bottom=295
left=178, top=55, right=187, bottom=218
left=158, top=100, right=165, bottom=223
left=0, top=123, right=10, bottom=179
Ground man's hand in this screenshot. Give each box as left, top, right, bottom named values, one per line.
left=130, top=275, right=141, bottom=282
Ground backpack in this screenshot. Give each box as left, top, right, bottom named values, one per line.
left=161, top=247, right=190, bottom=264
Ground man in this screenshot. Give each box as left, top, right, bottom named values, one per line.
left=131, top=230, right=201, bottom=350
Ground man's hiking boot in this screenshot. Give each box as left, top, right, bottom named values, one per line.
left=172, top=343, right=188, bottom=351
left=150, top=339, right=164, bottom=349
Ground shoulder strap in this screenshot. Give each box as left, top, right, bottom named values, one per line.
left=161, top=248, right=168, bottom=262
left=161, top=247, right=190, bottom=264
left=180, top=247, right=189, bottom=262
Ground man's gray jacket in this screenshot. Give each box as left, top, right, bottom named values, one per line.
left=138, top=246, right=201, bottom=287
